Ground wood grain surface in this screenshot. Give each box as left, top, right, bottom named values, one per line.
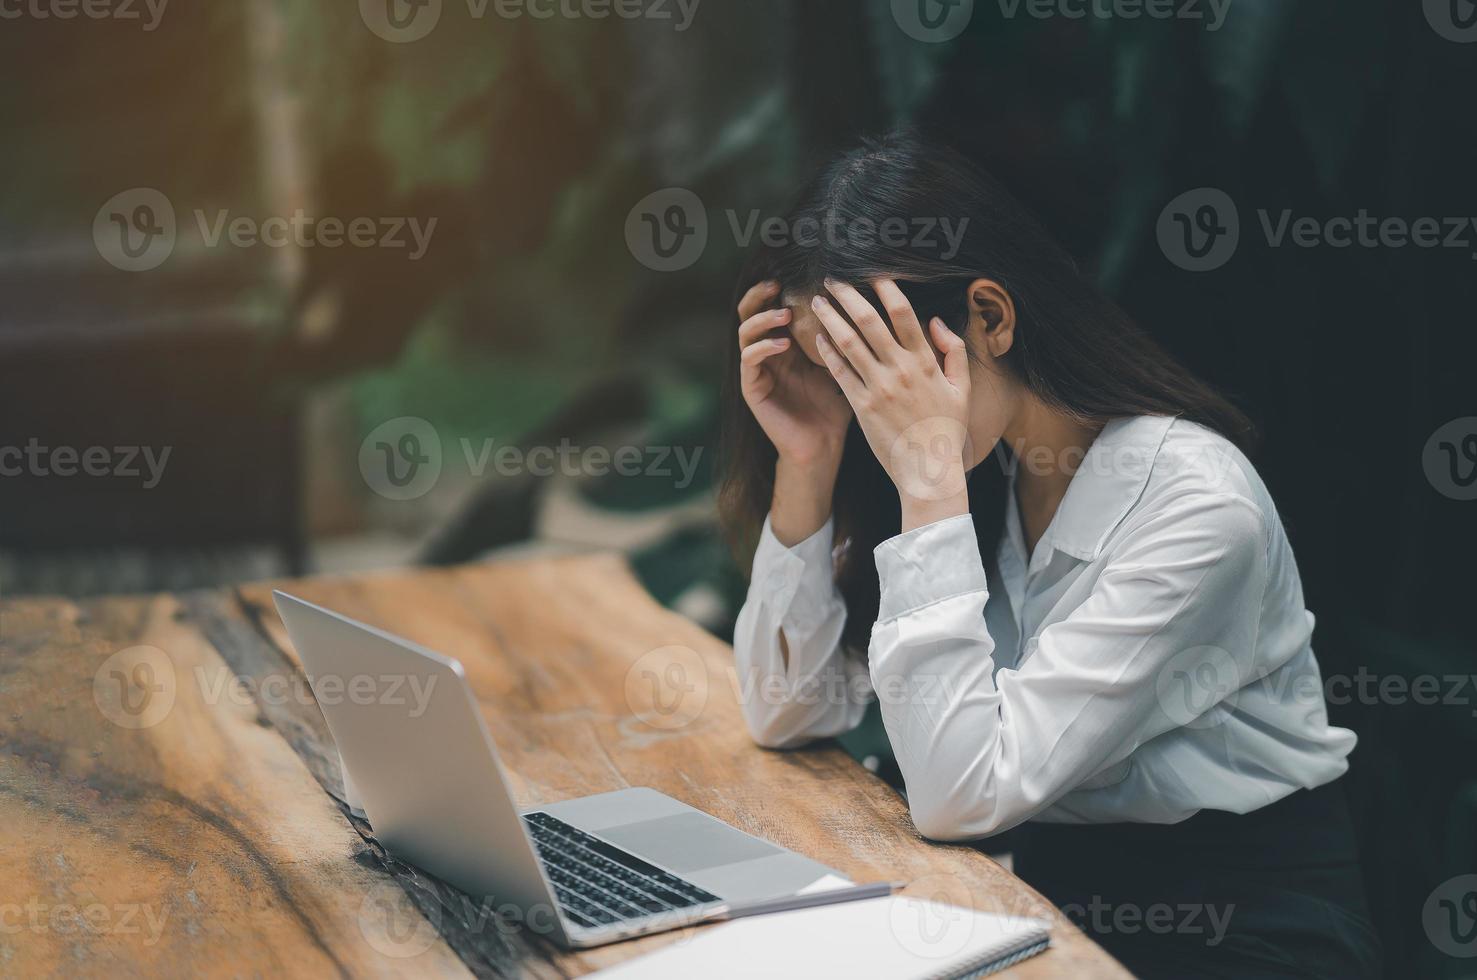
left=0, top=555, right=1128, bottom=978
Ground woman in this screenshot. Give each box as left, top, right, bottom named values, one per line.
left=721, top=131, right=1380, bottom=978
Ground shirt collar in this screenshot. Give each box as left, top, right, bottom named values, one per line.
left=1016, top=414, right=1176, bottom=563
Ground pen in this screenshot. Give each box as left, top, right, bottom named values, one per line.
left=702, top=880, right=905, bottom=921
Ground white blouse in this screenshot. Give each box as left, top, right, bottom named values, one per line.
left=733, top=415, right=1356, bottom=841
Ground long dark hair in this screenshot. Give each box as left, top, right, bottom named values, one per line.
left=719, top=130, right=1254, bottom=653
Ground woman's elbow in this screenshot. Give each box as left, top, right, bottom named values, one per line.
left=906, top=784, right=1021, bottom=842
left=746, top=722, right=810, bottom=750
left=740, top=703, right=814, bottom=750
left=909, top=798, right=988, bottom=842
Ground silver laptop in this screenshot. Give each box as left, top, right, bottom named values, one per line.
left=272, top=590, right=843, bottom=948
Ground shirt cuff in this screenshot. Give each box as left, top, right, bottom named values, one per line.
left=749, top=516, right=838, bottom=625
left=873, top=514, right=989, bottom=622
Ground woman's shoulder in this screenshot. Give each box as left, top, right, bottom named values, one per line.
left=1139, top=416, right=1275, bottom=538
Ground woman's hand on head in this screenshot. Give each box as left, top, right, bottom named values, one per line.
left=737, top=280, right=854, bottom=469
left=812, top=279, right=972, bottom=531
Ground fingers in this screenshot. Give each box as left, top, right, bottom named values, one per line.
left=738, top=306, right=792, bottom=348
left=810, top=293, right=880, bottom=384
left=739, top=336, right=791, bottom=390
left=822, top=280, right=901, bottom=364
left=737, top=280, right=781, bottom=323
left=871, top=279, right=928, bottom=353
left=814, top=333, right=866, bottom=403
left=930, top=317, right=970, bottom=388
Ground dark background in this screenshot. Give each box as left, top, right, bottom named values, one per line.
left=1, top=0, right=1473, bottom=973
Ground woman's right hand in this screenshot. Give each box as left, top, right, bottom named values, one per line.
left=737, top=281, right=853, bottom=469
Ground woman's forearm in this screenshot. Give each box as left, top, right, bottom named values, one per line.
left=768, top=453, right=841, bottom=546
left=732, top=504, right=870, bottom=749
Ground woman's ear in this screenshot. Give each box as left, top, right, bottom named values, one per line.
left=966, top=278, right=1016, bottom=358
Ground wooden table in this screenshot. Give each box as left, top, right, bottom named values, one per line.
left=0, top=555, right=1128, bottom=978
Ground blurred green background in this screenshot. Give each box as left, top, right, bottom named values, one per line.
left=1, top=1, right=1474, bottom=973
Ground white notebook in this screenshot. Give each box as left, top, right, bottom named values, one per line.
left=591, top=896, right=1051, bottom=980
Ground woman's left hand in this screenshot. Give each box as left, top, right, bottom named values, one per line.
left=811, top=279, right=973, bottom=531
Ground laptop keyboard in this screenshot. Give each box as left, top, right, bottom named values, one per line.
left=523, top=811, right=720, bottom=928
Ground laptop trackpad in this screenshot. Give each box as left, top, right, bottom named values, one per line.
left=599, top=812, right=781, bottom=872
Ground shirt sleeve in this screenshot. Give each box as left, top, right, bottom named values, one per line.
left=732, top=516, right=872, bottom=748
left=869, top=494, right=1269, bottom=841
